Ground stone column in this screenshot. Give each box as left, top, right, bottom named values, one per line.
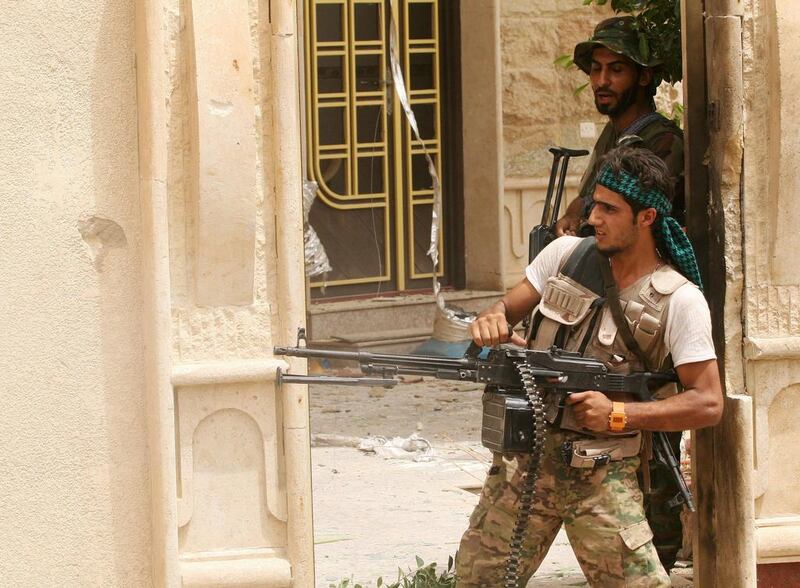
left=741, top=0, right=800, bottom=582
left=694, top=0, right=800, bottom=584
left=461, top=0, right=505, bottom=290
left=135, top=0, right=313, bottom=585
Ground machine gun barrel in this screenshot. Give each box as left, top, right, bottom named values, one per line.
left=276, top=331, right=694, bottom=513
left=273, top=344, right=490, bottom=384
left=273, top=345, right=475, bottom=369
left=277, top=371, right=399, bottom=388
left=274, top=343, right=680, bottom=393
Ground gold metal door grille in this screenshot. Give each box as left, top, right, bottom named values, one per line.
left=304, top=0, right=445, bottom=295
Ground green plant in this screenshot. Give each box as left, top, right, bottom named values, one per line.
left=555, top=54, right=591, bottom=95
left=380, top=556, right=456, bottom=588
left=329, top=579, right=363, bottom=588
left=330, top=556, right=457, bottom=588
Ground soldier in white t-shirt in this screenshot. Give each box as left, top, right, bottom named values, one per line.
left=455, top=147, right=723, bottom=587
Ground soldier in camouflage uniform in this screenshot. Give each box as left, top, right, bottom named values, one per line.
left=556, top=17, right=687, bottom=571
left=455, top=147, right=723, bottom=587
left=556, top=16, right=685, bottom=233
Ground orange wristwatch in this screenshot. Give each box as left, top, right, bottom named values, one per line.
left=608, top=401, right=627, bottom=432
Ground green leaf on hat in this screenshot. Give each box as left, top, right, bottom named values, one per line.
left=638, top=33, right=650, bottom=62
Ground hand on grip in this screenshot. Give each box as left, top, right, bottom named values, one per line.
left=469, top=314, right=526, bottom=347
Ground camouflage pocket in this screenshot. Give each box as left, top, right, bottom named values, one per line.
left=619, top=519, right=654, bottom=551
left=618, top=520, right=671, bottom=587
left=467, top=501, right=487, bottom=529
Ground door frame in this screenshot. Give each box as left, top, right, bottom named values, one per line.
left=300, top=0, right=465, bottom=300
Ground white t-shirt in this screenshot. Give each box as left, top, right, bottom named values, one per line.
left=525, top=236, right=716, bottom=367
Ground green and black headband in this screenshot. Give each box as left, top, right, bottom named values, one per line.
left=596, top=165, right=703, bottom=290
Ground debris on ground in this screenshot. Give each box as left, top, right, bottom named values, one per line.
left=357, top=433, right=433, bottom=461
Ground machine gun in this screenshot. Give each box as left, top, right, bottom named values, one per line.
left=273, top=328, right=694, bottom=511
left=274, top=330, right=675, bottom=398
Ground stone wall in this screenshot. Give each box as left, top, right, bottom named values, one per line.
left=500, top=0, right=608, bottom=179
left=498, top=1, right=607, bottom=285
left=740, top=0, right=800, bottom=568
left=691, top=0, right=800, bottom=582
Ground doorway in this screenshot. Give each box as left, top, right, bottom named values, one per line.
left=303, top=0, right=461, bottom=300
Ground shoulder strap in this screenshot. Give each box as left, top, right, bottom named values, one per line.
left=622, top=111, right=667, bottom=138
left=526, top=237, right=603, bottom=348
left=560, top=237, right=604, bottom=296
left=598, top=253, right=653, bottom=371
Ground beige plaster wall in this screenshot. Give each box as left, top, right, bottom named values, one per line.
left=0, top=1, right=151, bottom=585
left=500, top=0, right=608, bottom=179
left=1, top=0, right=313, bottom=584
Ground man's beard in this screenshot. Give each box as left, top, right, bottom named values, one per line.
left=594, top=84, right=640, bottom=116
left=595, top=242, right=622, bottom=256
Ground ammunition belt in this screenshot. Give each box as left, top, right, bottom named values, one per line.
left=504, top=361, right=547, bottom=588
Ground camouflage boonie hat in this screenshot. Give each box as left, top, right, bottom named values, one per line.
left=573, top=16, right=662, bottom=74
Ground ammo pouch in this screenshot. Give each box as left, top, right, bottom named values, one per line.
left=561, top=433, right=642, bottom=468
left=481, top=237, right=686, bottom=456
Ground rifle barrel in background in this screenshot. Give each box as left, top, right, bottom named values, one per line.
left=527, top=146, right=589, bottom=263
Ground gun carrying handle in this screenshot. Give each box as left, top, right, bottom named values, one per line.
left=541, top=149, right=564, bottom=226
left=555, top=147, right=590, bottom=158
left=463, top=324, right=515, bottom=359
left=543, top=147, right=590, bottom=228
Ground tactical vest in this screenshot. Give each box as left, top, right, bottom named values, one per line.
left=528, top=237, right=689, bottom=436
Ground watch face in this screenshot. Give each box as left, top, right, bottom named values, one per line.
left=609, top=402, right=627, bottom=431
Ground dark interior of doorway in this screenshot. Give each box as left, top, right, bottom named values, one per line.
left=309, top=0, right=464, bottom=301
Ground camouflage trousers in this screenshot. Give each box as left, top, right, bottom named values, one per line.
left=456, top=428, right=670, bottom=587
